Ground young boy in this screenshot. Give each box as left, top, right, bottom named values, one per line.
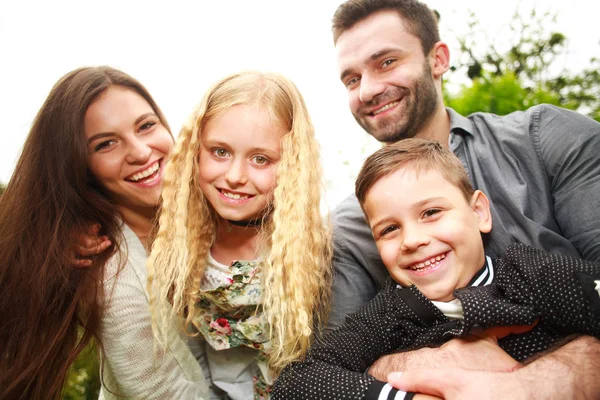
left=272, top=139, right=600, bottom=400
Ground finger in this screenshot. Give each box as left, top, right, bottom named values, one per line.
left=388, top=369, right=460, bottom=397
left=71, top=258, right=93, bottom=268
left=74, top=238, right=112, bottom=256
left=87, top=223, right=102, bottom=235
left=484, top=320, right=539, bottom=339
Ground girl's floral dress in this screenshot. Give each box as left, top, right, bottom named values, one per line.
left=196, top=260, right=273, bottom=400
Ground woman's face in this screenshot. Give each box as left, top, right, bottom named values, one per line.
left=84, top=86, right=173, bottom=214
left=197, top=104, right=286, bottom=223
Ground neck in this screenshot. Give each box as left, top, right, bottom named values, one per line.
left=211, top=220, right=261, bottom=265
left=415, top=99, right=451, bottom=147
left=118, top=205, right=156, bottom=249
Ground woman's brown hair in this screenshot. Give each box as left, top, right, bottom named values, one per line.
left=0, top=66, right=169, bottom=399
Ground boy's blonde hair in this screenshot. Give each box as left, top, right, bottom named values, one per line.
left=148, top=71, right=332, bottom=371
left=356, top=138, right=474, bottom=208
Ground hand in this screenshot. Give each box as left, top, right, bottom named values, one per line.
left=368, top=334, right=519, bottom=381
left=388, top=369, right=515, bottom=400
left=388, top=336, right=600, bottom=400
left=70, top=224, right=111, bottom=267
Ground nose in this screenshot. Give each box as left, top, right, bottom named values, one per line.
left=125, top=136, right=152, bottom=164
left=399, top=223, right=430, bottom=253
left=358, top=73, right=386, bottom=104
left=225, top=158, right=248, bottom=186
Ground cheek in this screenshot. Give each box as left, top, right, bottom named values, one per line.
left=88, top=155, right=121, bottom=184
left=255, top=168, right=278, bottom=193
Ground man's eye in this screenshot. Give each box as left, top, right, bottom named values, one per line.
left=345, top=77, right=359, bottom=88
left=381, top=59, right=396, bottom=68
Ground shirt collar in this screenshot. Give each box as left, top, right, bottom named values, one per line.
left=468, top=255, right=495, bottom=287
left=447, top=107, right=475, bottom=137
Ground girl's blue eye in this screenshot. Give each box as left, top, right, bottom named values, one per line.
left=253, top=155, right=268, bottom=165
left=213, top=149, right=229, bottom=157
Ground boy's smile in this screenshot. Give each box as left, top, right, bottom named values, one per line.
left=363, top=168, right=492, bottom=301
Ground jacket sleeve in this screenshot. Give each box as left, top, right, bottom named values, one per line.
left=536, top=105, right=600, bottom=262
left=272, top=283, right=439, bottom=400
left=457, top=244, right=600, bottom=337
left=99, top=253, right=208, bottom=400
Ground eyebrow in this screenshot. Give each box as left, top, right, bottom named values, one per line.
left=87, top=112, right=157, bottom=144
left=340, top=47, right=404, bottom=82
left=369, top=196, right=447, bottom=230
left=203, top=140, right=278, bottom=156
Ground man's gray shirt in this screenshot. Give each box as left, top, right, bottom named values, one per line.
left=329, top=104, right=600, bottom=329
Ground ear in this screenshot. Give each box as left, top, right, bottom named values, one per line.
left=470, top=190, right=492, bottom=234
left=429, top=41, right=450, bottom=78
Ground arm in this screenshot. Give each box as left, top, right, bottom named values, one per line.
left=99, top=253, right=208, bottom=399
left=455, top=245, right=600, bottom=338
left=388, top=335, right=600, bottom=399
left=328, top=194, right=389, bottom=330
left=368, top=334, right=519, bottom=381
left=273, top=284, right=438, bottom=400
left=538, top=105, right=600, bottom=262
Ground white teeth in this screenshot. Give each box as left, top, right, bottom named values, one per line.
left=129, top=162, right=159, bottom=182
left=221, top=190, right=249, bottom=200
left=373, top=101, right=399, bottom=115
left=409, top=254, right=446, bottom=271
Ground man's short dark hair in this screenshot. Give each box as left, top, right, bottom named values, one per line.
left=332, top=0, right=440, bottom=56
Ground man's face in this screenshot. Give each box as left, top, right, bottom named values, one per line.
left=336, top=11, right=438, bottom=143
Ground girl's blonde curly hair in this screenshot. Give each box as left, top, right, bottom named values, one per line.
left=148, top=71, right=332, bottom=371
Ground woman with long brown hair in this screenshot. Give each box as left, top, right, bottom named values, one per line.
left=0, top=66, right=208, bottom=399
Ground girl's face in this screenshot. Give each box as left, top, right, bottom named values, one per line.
left=197, top=104, right=286, bottom=223
left=85, top=86, right=173, bottom=214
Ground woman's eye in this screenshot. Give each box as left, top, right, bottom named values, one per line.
left=381, top=225, right=399, bottom=237
left=94, top=140, right=116, bottom=152
left=253, top=155, right=268, bottom=165
left=213, top=148, right=230, bottom=158
left=140, top=121, right=157, bottom=131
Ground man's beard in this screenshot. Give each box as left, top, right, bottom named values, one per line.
left=353, top=62, right=438, bottom=143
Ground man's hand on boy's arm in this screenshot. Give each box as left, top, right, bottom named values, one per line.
left=387, top=335, right=600, bottom=400
left=70, top=223, right=111, bottom=267
left=367, top=334, right=518, bottom=381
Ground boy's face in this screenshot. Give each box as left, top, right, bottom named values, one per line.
left=363, top=168, right=492, bottom=301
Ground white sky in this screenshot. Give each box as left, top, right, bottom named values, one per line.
left=1, top=0, right=599, bottom=208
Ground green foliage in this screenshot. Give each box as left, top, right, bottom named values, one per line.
left=445, top=6, right=600, bottom=121
left=62, top=341, right=100, bottom=400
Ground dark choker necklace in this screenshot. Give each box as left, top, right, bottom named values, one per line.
left=227, top=218, right=263, bottom=228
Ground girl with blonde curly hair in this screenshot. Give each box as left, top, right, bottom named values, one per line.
left=149, top=71, right=332, bottom=398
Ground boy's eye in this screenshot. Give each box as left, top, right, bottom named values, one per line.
left=94, top=140, right=116, bottom=152
left=213, top=148, right=230, bottom=158
left=423, top=208, right=441, bottom=218
left=381, top=225, right=399, bottom=237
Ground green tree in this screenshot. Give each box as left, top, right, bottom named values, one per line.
left=62, top=339, right=100, bottom=400
left=444, top=7, right=600, bottom=121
